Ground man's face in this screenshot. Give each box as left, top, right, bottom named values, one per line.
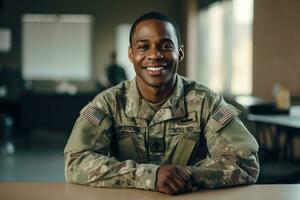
left=128, top=19, right=184, bottom=89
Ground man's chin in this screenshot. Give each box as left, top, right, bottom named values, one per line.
left=136, top=74, right=174, bottom=89
left=145, top=79, right=171, bottom=88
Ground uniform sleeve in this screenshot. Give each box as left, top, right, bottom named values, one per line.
left=187, top=94, right=259, bottom=189
left=64, top=103, right=159, bottom=190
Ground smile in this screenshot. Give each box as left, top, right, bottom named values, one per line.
left=143, top=66, right=166, bottom=71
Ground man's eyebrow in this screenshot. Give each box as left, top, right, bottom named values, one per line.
left=134, top=40, right=149, bottom=45
left=160, top=38, right=175, bottom=43
left=133, top=38, right=176, bottom=46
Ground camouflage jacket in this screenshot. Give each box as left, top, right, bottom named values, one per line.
left=64, top=75, right=259, bottom=190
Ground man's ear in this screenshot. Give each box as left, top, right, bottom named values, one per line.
left=128, top=46, right=133, bottom=63
left=179, top=45, right=184, bottom=62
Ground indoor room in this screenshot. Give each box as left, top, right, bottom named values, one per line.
left=0, top=0, right=300, bottom=199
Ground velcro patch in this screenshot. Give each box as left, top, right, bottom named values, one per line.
left=213, top=106, right=235, bottom=126
left=81, top=105, right=105, bottom=126
left=177, top=112, right=197, bottom=125
left=149, top=137, right=165, bottom=153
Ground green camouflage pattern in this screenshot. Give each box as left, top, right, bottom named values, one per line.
left=64, top=75, right=259, bottom=191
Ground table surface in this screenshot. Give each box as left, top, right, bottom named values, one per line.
left=1, top=183, right=300, bottom=200
left=248, top=105, right=300, bottom=129
left=248, top=114, right=300, bottom=129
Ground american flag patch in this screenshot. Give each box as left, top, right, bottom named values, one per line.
left=81, top=105, right=105, bottom=126
left=213, top=107, right=235, bottom=125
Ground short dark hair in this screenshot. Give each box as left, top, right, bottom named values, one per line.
left=129, top=11, right=182, bottom=47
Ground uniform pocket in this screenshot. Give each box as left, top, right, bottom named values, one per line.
left=166, top=125, right=201, bottom=166
left=115, top=125, right=146, bottom=162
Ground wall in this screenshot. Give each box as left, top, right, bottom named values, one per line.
left=0, top=0, right=182, bottom=88
left=253, top=0, right=300, bottom=99
left=253, top=0, right=300, bottom=158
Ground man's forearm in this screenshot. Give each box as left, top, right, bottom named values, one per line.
left=187, top=153, right=259, bottom=189
left=64, top=150, right=159, bottom=190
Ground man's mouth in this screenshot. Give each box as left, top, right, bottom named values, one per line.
left=142, top=66, right=166, bottom=71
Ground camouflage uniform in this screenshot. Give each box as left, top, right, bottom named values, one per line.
left=64, top=75, right=259, bottom=190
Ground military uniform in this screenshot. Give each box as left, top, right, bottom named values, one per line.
left=64, top=75, right=259, bottom=190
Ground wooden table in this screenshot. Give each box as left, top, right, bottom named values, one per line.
left=0, top=183, right=300, bottom=200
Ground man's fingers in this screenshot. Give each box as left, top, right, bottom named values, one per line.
left=176, top=166, right=193, bottom=192
left=157, top=184, right=172, bottom=194
left=176, top=169, right=189, bottom=181
left=156, top=165, right=193, bottom=195
left=169, top=170, right=187, bottom=193
left=176, top=166, right=191, bottom=181
left=166, top=178, right=182, bottom=194
left=157, top=181, right=179, bottom=195
left=176, top=166, right=192, bottom=177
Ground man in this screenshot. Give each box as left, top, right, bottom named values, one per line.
left=64, top=12, right=259, bottom=195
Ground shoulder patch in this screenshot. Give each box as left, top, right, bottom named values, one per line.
left=81, top=105, right=105, bottom=126
left=213, top=106, right=236, bottom=126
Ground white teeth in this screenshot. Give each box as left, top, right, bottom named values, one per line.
left=146, top=66, right=164, bottom=71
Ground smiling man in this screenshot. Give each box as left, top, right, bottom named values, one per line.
left=64, top=12, right=259, bottom=195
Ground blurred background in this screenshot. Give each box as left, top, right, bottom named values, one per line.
left=0, top=0, right=300, bottom=184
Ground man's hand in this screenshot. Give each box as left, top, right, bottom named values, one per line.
left=156, top=165, right=193, bottom=195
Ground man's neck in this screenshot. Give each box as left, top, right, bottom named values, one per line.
left=136, top=77, right=177, bottom=104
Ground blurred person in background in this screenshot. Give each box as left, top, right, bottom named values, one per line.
left=106, top=51, right=128, bottom=86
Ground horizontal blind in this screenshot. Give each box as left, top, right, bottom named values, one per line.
left=22, top=14, right=92, bottom=81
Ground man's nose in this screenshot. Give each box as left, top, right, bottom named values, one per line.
left=147, top=47, right=163, bottom=60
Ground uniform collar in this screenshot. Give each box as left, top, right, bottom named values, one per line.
left=125, top=74, right=186, bottom=121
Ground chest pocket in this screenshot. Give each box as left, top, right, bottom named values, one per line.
left=167, top=113, right=201, bottom=166
left=115, top=125, right=145, bottom=162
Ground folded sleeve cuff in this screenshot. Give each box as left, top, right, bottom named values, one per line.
left=134, top=164, right=159, bottom=190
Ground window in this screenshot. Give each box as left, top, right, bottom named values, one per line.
left=22, top=14, right=93, bottom=81
left=115, top=24, right=135, bottom=80
left=0, top=28, right=11, bottom=52
left=196, top=0, right=254, bottom=95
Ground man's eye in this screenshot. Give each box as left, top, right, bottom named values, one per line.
left=137, top=44, right=148, bottom=50
left=161, top=43, right=174, bottom=50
